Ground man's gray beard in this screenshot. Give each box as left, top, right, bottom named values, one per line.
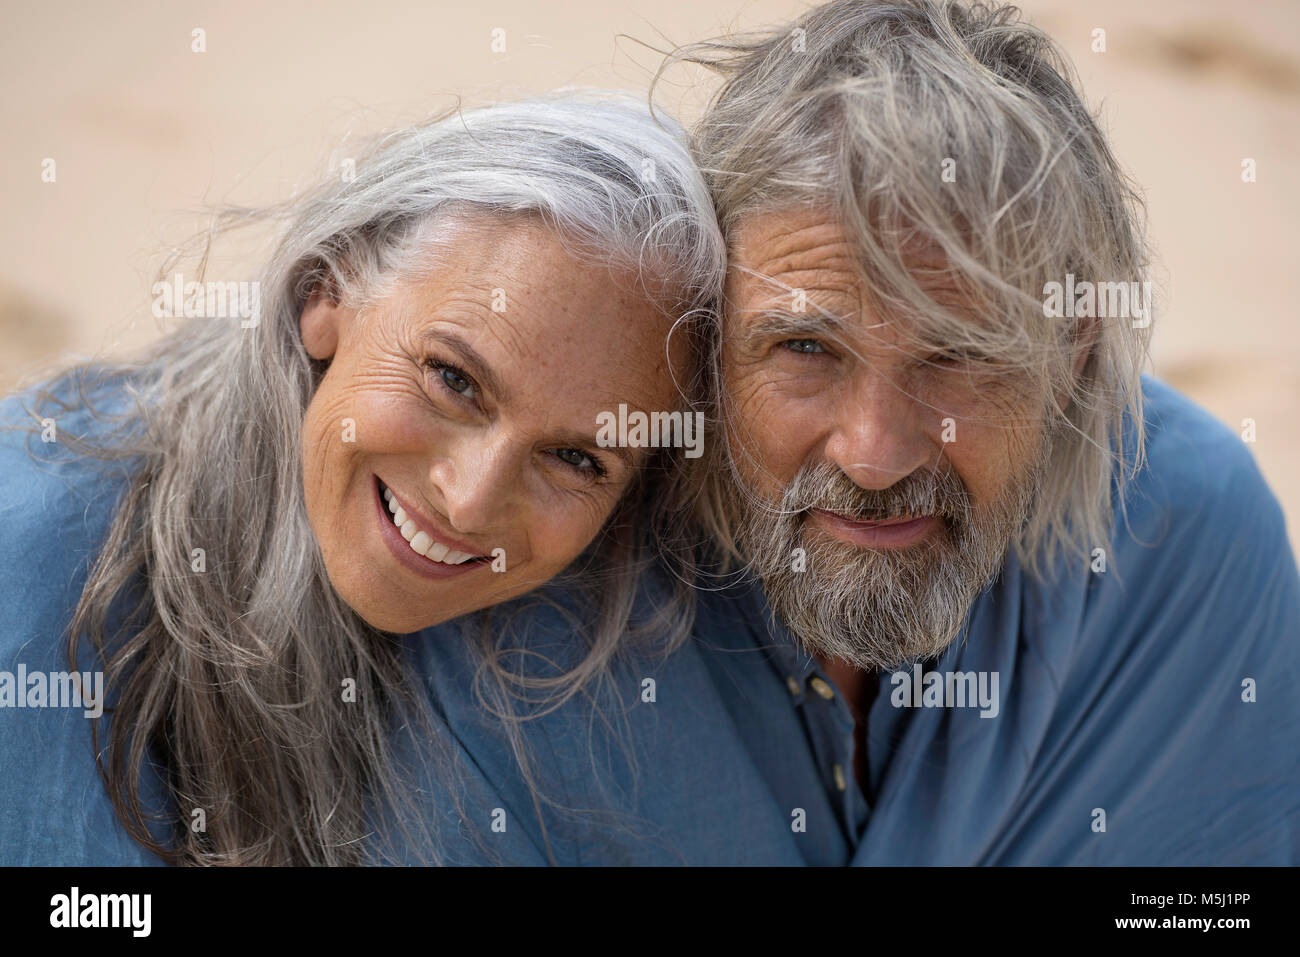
left=731, top=450, right=1046, bottom=672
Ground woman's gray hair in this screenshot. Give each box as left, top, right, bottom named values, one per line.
left=19, top=90, right=724, bottom=864
left=663, top=0, right=1152, bottom=579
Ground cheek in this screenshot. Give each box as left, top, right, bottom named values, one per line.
left=944, top=407, right=1045, bottom=507
left=918, top=369, right=1044, bottom=503
left=306, top=366, right=436, bottom=468
left=301, top=377, right=357, bottom=512
left=532, top=490, right=618, bottom=564
left=725, top=367, right=830, bottom=494
left=300, top=361, right=441, bottom=555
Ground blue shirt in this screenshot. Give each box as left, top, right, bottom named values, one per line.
left=700, top=375, right=1300, bottom=864
left=0, top=378, right=172, bottom=865
left=2, top=374, right=1297, bottom=864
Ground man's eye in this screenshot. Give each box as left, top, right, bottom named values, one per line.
left=433, top=362, right=476, bottom=399
left=551, top=447, right=603, bottom=475
left=780, top=338, right=826, bottom=355
left=930, top=349, right=991, bottom=366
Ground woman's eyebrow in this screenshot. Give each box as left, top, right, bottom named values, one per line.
left=419, top=329, right=507, bottom=402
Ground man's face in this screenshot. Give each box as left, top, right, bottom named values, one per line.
left=722, top=206, right=1050, bottom=670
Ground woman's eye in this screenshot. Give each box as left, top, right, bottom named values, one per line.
left=433, top=363, right=476, bottom=399
left=551, top=447, right=602, bottom=475
left=780, top=338, right=826, bottom=355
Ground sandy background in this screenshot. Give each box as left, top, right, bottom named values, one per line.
left=2, top=0, right=1297, bottom=549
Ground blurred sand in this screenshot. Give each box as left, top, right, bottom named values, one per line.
left=2, top=0, right=1297, bottom=548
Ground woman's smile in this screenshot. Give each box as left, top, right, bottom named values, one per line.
left=373, top=475, right=491, bottom=581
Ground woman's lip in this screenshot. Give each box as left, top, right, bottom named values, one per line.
left=377, top=476, right=486, bottom=558
left=372, top=477, right=486, bottom=581
left=807, top=508, right=940, bottom=548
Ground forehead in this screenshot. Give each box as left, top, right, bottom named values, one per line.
left=390, top=218, right=684, bottom=409
left=728, top=207, right=862, bottom=307
left=727, top=207, right=971, bottom=329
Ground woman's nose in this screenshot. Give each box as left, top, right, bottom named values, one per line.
left=425, top=431, right=522, bottom=535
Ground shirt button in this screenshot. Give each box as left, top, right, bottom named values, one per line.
left=785, top=675, right=801, bottom=696
left=809, top=676, right=836, bottom=700
left=833, top=763, right=848, bottom=792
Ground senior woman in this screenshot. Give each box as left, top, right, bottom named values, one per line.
left=0, top=92, right=727, bottom=865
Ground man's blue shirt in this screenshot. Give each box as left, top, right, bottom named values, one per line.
left=695, top=375, right=1300, bottom=864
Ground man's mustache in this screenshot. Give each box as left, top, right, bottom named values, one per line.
left=778, top=461, right=972, bottom=525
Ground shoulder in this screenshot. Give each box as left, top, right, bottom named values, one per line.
left=1107, top=375, right=1297, bottom=633
left=1005, top=378, right=1299, bottom=863
left=1127, top=375, right=1284, bottom=532
left=0, top=369, right=164, bottom=865
left=692, top=567, right=779, bottom=648
left=1112, top=375, right=1293, bottom=585
left=395, top=566, right=795, bottom=864
left=0, top=371, right=139, bottom=646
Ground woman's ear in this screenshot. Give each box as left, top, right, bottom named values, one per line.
left=299, top=289, right=347, bottom=360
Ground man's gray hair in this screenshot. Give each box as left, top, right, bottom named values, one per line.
left=669, top=0, right=1152, bottom=578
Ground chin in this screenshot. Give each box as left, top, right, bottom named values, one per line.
left=321, top=560, right=457, bottom=634
left=347, top=596, right=455, bottom=635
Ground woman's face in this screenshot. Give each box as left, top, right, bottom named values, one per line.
left=299, top=217, right=685, bottom=634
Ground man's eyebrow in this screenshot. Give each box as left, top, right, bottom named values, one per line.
left=418, top=329, right=507, bottom=403
left=736, top=309, right=847, bottom=346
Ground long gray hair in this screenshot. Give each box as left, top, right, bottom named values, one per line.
left=663, top=0, right=1152, bottom=579
left=20, top=91, right=724, bottom=864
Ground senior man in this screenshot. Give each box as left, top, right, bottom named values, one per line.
left=680, top=0, right=1300, bottom=863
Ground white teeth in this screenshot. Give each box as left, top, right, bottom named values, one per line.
left=383, top=484, right=479, bottom=566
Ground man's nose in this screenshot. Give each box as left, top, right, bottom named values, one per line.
left=425, top=431, right=521, bottom=535
left=824, top=369, right=934, bottom=491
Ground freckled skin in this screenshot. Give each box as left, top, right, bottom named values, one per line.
left=723, top=206, right=1046, bottom=521
left=299, top=218, right=684, bottom=634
